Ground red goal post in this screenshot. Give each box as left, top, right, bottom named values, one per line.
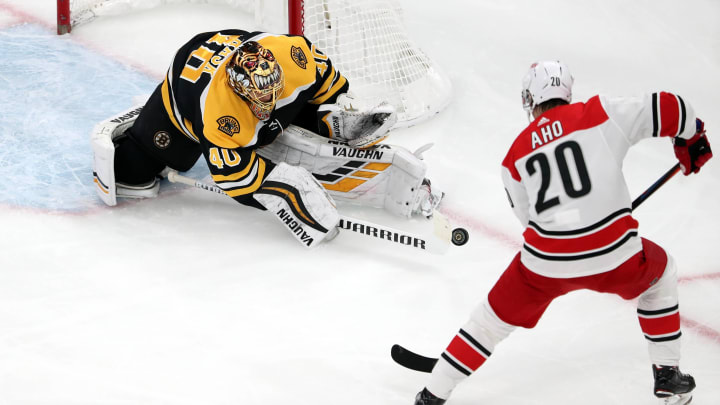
left=56, top=0, right=452, bottom=128
left=57, top=0, right=71, bottom=35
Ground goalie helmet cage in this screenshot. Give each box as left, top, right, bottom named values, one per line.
left=56, top=0, right=452, bottom=128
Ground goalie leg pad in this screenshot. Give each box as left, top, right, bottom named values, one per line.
left=258, top=126, right=436, bottom=217
left=91, top=105, right=144, bottom=206
left=253, top=162, right=340, bottom=248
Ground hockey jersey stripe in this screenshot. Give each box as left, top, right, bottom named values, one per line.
left=523, top=231, right=638, bottom=261
left=528, top=208, right=632, bottom=236
left=637, top=304, right=679, bottom=317
left=220, top=159, right=267, bottom=197
left=651, top=92, right=659, bottom=137
left=645, top=332, right=682, bottom=342
left=215, top=159, right=259, bottom=189
left=652, top=92, right=688, bottom=138
left=658, top=92, right=681, bottom=137
left=677, top=96, right=687, bottom=136
left=524, top=215, right=639, bottom=254
left=311, top=65, right=338, bottom=101
left=458, top=329, right=492, bottom=357
left=638, top=312, right=681, bottom=336
left=440, top=353, right=472, bottom=376
left=443, top=329, right=491, bottom=372
left=312, top=71, right=348, bottom=104
left=161, top=72, right=199, bottom=143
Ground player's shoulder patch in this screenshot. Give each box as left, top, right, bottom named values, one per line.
left=217, top=116, right=241, bottom=136
left=291, top=45, right=308, bottom=69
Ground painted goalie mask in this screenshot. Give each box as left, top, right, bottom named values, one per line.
left=226, top=41, right=285, bottom=120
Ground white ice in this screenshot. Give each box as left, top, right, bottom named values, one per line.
left=0, top=1, right=718, bottom=404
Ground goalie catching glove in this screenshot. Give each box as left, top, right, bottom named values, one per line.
left=317, top=93, right=398, bottom=148
left=253, top=162, right=340, bottom=248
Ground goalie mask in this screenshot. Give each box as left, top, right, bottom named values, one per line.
left=227, top=41, right=285, bottom=120
left=521, top=60, right=573, bottom=118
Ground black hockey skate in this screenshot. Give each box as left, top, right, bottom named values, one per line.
left=414, top=388, right=446, bottom=405
left=653, top=365, right=695, bottom=405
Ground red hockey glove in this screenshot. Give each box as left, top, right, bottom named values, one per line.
left=673, top=118, right=712, bottom=175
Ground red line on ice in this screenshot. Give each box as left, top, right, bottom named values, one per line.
left=679, top=272, right=720, bottom=283
left=0, top=2, right=53, bottom=30
left=439, top=206, right=521, bottom=250
left=681, top=318, right=720, bottom=342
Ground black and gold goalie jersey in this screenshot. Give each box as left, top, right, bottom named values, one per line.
left=160, top=29, right=349, bottom=204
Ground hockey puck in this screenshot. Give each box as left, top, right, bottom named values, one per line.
left=451, top=228, right=469, bottom=246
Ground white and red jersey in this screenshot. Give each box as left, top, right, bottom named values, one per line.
left=501, top=93, right=696, bottom=278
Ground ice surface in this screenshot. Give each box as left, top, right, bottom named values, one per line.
left=0, top=1, right=718, bottom=404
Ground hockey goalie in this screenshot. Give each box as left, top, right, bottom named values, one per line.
left=91, top=29, right=444, bottom=248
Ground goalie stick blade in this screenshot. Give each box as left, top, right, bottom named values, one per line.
left=338, top=216, right=449, bottom=254
left=390, top=344, right=438, bottom=373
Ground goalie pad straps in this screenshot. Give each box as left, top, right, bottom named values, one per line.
left=253, top=162, right=340, bottom=248
left=317, top=94, right=398, bottom=148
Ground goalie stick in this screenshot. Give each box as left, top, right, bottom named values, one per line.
left=391, top=163, right=685, bottom=373
left=166, top=171, right=454, bottom=253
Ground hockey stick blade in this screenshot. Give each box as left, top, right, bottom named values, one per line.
left=167, top=171, right=450, bottom=253
left=390, top=344, right=438, bottom=373
left=338, top=216, right=448, bottom=254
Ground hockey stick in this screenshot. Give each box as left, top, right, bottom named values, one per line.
left=166, top=171, right=452, bottom=253
left=631, top=163, right=681, bottom=210
left=390, top=344, right=437, bottom=373
left=392, top=163, right=685, bottom=373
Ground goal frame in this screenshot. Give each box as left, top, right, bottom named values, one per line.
left=57, top=0, right=72, bottom=35
left=56, top=0, right=305, bottom=35
left=56, top=0, right=452, bottom=128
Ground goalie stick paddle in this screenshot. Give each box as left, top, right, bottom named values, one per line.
left=392, top=163, right=684, bottom=373
left=166, top=171, right=453, bottom=253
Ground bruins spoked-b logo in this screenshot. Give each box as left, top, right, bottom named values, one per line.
left=217, top=116, right=241, bottom=136
left=291, top=45, right=307, bottom=69
left=153, top=131, right=171, bottom=149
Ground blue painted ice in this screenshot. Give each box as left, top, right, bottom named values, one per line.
left=0, top=23, right=206, bottom=212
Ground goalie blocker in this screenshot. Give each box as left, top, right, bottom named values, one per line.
left=257, top=125, right=442, bottom=218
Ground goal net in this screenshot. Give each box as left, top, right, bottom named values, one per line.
left=57, top=0, right=452, bottom=128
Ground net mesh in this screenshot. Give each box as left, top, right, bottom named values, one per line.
left=301, top=0, right=450, bottom=125
left=65, top=0, right=451, bottom=126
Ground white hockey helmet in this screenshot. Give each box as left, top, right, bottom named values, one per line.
left=521, top=60, right=573, bottom=115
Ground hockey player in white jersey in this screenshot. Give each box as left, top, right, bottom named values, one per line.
left=413, top=61, right=712, bottom=405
